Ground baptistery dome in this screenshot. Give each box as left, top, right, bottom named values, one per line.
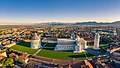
left=31, top=33, right=41, bottom=49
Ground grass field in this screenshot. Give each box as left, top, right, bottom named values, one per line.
left=37, top=49, right=87, bottom=60
left=87, top=42, right=94, bottom=46
left=10, top=42, right=39, bottom=54
left=10, top=42, right=55, bottom=54
left=45, top=43, right=57, bottom=47
left=100, top=44, right=108, bottom=47
left=10, top=41, right=94, bottom=60
left=86, top=52, right=94, bottom=58
left=38, top=42, right=88, bottom=60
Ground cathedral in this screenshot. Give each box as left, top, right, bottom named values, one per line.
left=74, top=35, right=87, bottom=53
left=30, top=32, right=87, bottom=53
left=54, top=35, right=88, bottom=53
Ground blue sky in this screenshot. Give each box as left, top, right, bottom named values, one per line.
left=0, top=0, right=120, bottom=24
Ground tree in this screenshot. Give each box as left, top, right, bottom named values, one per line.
left=1, top=58, right=15, bottom=67
left=18, top=59, right=23, bottom=64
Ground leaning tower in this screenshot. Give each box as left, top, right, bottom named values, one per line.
left=31, top=33, right=41, bottom=49
left=93, top=33, right=100, bottom=50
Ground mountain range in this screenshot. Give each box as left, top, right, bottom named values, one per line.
left=36, top=21, right=120, bottom=26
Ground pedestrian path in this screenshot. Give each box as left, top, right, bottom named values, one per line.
left=33, top=43, right=47, bottom=55
left=84, top=52, right=88, bottom=59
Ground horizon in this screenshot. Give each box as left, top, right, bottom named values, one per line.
left=0, top=0, right=120, bottom=24
left=0, top=21, right=120, bottom=25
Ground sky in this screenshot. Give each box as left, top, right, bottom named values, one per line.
left=0, top=0, right=120, bottom=24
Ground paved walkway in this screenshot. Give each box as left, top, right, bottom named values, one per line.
left=84, top=52, right=88, bottom=59
left=33, top=43, right=47, bottom=56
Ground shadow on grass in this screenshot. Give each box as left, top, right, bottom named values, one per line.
left=45, top=43, right=57, bottom=47
left=54, top=50, right=73, bottom=52
left=86, top=52, right=94, bottom=58
left=43, top=48, right=54, bottom=50
left=68, top=54, right=85, bottom=58
left=17, top=41, right=57, bottom=48
left=17, top=41, right=31, bottom=47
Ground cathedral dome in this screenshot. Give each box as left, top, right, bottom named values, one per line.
left=31, top=33, right=40, bottom=40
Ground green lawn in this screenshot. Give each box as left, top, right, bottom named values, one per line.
left=37, top=49, right=86, bottom=60
left=100, top=44, right=108, bottom=47
left=10, top=42, right=56, bottom=54
left=38, top=43, right=94, bottom=60
left=45, top=43, right=57, bottom=47
left=10, top=41, right=94, bottom=60
left=87, top=42, right=94, bottom=46
left=100, top=44, right=108, bottom=52
left=39, top=43, right=87, bottom=60
left=10, top=42, right=38, bottom=54
left=86, top=52, right=94, bottom=58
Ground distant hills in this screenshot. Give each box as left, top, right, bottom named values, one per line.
left=36, top=21, right=120, bottom=26
left=112, top=21, right=120, bottom=25
left=0, top=21, right=120, bottom=26
left=40, top=22, right=65, bottom=25
left=36, top=22, right=68, bottom=26
left=73, top=21, right=120, bottom=25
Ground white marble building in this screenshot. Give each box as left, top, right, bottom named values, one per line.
left=74, top=36, right=87, bottom=53
left=113, top=30, right=117, bottom=36
left=54, top=35, right=87, bottom=53
left=93, top=33, right=100, bottom=50
left=31, top=33, right=41, bottom=49
left=54, top=39, right=76, bottom=51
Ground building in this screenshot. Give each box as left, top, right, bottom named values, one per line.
left=18, top=53, right=30, bottom=63
left=0, top=50, right=7, bottom=62
left=92, top=55, right=120, bottom=68
left=54, top=35, right=87, bottom=53
left=54, top=38, right=76, bottom=51
left=0, top=50, right=7, bottom=57
left=113, top=30, right=117, bottom=35
left=70, top=33, right=76, bottom=40
left=93, top=33, right=100, bottom=50
left=107, top=42, right=120, bottom=54
left=83, top=60, right=94, bottom=68
left=42, top=37, right=57, bottom=43
left=74, top=35, right=87, bottom=53
left=31, top=33, right=41, bottom=49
